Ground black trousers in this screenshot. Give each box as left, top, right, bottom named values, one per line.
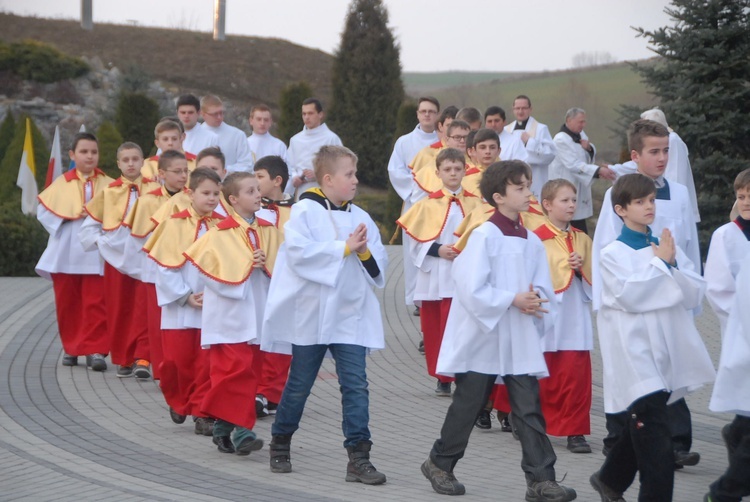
left=430, top=372, right=556, bottom=484
left=603, top=397, right=692, bottom=453
left=599, top=391, right=674, bottom=501
left=710, top=415, right=750, bottom=501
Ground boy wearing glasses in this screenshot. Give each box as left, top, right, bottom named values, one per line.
left=412, top=120, right=471, bottom=205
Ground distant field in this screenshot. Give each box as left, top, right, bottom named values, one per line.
left=402, top=71, right=523, bottom=94
left=407, top=63, right=658, bottom=160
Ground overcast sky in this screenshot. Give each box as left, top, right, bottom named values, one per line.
left=0, top=0, right=675, bottom=72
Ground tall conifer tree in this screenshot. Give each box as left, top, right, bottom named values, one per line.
left=329, top=0, right=404, bottom=188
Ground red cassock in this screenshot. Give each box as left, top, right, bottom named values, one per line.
left=159, top=328, right=210, bottom=417
left=51, top=273, right=108, bottom=356
left=104, top=263, right=149, bottom=366
left=420, top=298, right=454, bottom=384
left=201, top=343, right=258, bottom=429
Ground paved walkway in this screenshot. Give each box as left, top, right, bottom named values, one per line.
left=0, top=246, right=734, bottom=501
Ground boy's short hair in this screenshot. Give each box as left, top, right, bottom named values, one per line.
left=435, top=148, right=465, bottom=170
left=158, top=149, right=186, bottom=172
left=734, top=168, right=750, bottom=192
left=160, top=115, right=184, bottom=133
left=438, top=106, right=459, bottom=126
left=418, top=96, right=440, bottom=111
left=446, top=120, right=470, bottom=136
left=484, top=105, right=506, bottom=121
left=221, top=171, right=255, bottom=200
left=628, top=119, right=669, bottom=153
left=254, top=155, right=290, bottom=188
left=611, top=173, right=657, bottom=212
left=200, top=94, right=223, bottom=109
left=465, top=130, right=477, bottom=150
left=189, top=166, right=222, bottom=191
left=313, top=145, right=357, bottom=183
left=480, top=160, right=532, bottom=206
left=540, top=179, right=577, bottom=215
left=154, top=119, right=182, bottom=138
left=176, top=94, right=201, bottom=111
left=250, top=104, right=271, bottom=117
left=472, top=128, right=500, bottom=148
left=196, top=146, right=225, bottom=168
left=71, top=132, right=97, bottom=151
left=456, top=107, right=482, bottom=125
left=116, top=141, right=143, bottom=158
left=302, top=97, right=323, bottom=112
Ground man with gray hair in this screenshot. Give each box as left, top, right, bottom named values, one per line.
left=548, top=108, right=615, bottom=233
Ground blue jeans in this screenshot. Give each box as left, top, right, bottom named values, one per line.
left=272, top=343, right=371, bottom=448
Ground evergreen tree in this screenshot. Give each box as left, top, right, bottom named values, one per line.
left=0, top=110, right=16, bottom=162
left=277, top=81, right=313, bottom=144
left=0, top=115, right=49, bottom=201
left=115, top=92, right=160, bottom=156
left=97, top=121, right=124, bottom=178
left=329, top=0, right=404, bottom=188
left=632, top=0, right=750, bottom=253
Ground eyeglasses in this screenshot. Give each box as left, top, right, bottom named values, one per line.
left=448, top=135, right=468, bottom=142
left=418, top=109, right=438, bottom=115
left=164, top=169, right=189, bottom=175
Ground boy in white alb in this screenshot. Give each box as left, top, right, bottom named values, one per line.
left=286, top=97, right=342, bottom=197
left=185, top=172, right=282, bottom=456
left=247, top=104, right=288, bottom=162
left=79, top=142, right=160, bottom=378
left=396, top=148, right=482, bottom=396
left=590, top=173, right=714, bottom=502
left=176, top=94, right=219, bottom=155
left=592, top=119, right=702, bottom=466
left=704, top=169, right=750, bottom=334
left=263, top=146, right=388, bottom=485
left=422, top=161, right=576, bottom=502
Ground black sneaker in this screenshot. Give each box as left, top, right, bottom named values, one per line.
left=62, top=354, right=78, bottom=366
left=474, top=409, right=492, bottom=430
left=194, top=417, right=215, bottom=436
left=235, top=437, right=264, bottom=456
left=255, top=395, right=269, bottom=418
left=500, top=416, right=512, bottom=432
left=169, top=407, right=187, bottom=424
left=116, top=364, right=134, bottom=378
left=435, top=380, right=451, bottom=397
left=421, top=457, right=465, bottom=495
left=133, top=359, right=152, bottom=379
left=590, top=472, right=625, bottom=502
left=267, top=401, right=278, bottom=415
left=418, top=339, right=425, bottom=354
left=86, top=353, right=107, bottom=372
left=567, top=435, right=592, bottom=454
left=674, top=450, right=700, bottom=467
left=526, top=479, right=577, bottom=502
left=213, top=435, right=235, bottom=453
left=413, top=306, right=420, bottom=317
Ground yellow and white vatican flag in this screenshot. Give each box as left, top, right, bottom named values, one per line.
left=16, top=118, right=38, bottom=215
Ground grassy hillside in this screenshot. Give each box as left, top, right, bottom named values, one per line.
left=402, top=71, right=523, bottom=95
left=412, top=63, right=657, bottom=160
left=0, top=13, right=334, bottom=109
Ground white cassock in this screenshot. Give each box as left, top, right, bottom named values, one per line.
left=261, top=199, right=388, bottom=353
left=592, top=178, right=700, bottom=311
left=387, top=124, right=439, bottom=305
left=247, top=132, right=288, bottom=162
left=201, top=122, right=254, bottom=173
left=155, top=262, right=205, bottom=330
left=548, top=131, right=597, bottom=220
left=183, top=124, right=219, bottom=155
left=201, top=272, right=269, bottom=347
left=78, top=189, right=143, bottom=279
left=543, top=276, right=593, bottom=352
left=504, top=118, right=556, bottom=197
left=610, top=160, right=637, bottom=178
left=436, top=222, right=556, bottom=380
left=597, top=241, right=715, bottom=413
left=710, top=253, right=750, bottom=415
left=287, top=124, right=343, bottom=197
left=36, top=204, right=103, bottom=281
left=498, top=130, right=529, bottom=163
left=666, top=131, right=700, bottom=222
left=705, top=221, right=750, bottom=334
left=409, top=200, right=463, bottom=302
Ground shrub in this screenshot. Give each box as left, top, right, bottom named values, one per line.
left=97, top=121, right=124, bottom=178
left=0, top=199, right=48, bottom=276
left=115, top=92, right=160, bottom=157
left=277, top=81, right=313, bottom=144
left=0, top=40, right=89, bottom=83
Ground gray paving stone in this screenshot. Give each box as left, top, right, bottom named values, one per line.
left=0, top=247, right=739, bottom=501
